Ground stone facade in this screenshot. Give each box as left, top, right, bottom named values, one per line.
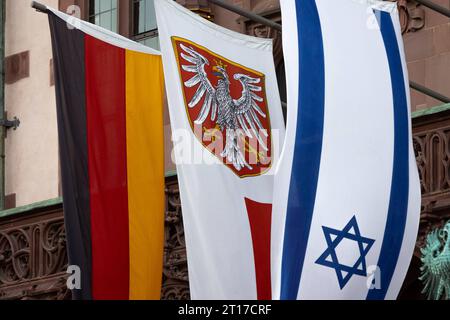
left=401, top=0, right=450, bottom=111
left=4, top=0, right=60, bottom=209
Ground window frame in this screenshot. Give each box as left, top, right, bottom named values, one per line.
left=130, top=0, right=159, bottom=48
left=88, top=0, right=119, bottom=34
left=85, top=0, right=160, bottom=40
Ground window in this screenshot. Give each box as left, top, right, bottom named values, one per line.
left=89, top=0, right=118, bottom=33
left=132, top=0, right=159, bottom=50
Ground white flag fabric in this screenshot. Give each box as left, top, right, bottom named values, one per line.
left=272, top=0, right=421, bottom=300
left=155, top=0, right=285, bottom=299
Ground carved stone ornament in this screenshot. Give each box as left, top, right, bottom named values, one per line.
left=162, top=179, right=190, bottom=300
left=413, top=119, right=450, bottom=239
left=387, top=0, right=425, bottom=34
left=0, top=179, right=192, bottom=300
left=0, top=209, right=70, bottom=300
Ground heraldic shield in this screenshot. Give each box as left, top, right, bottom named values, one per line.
left=172, top=37, right=273, bottom=178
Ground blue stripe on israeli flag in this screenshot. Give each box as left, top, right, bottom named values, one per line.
left=366, top=10, right=410, bottom=300
left=280, top=0, right=325, bottom=300
left=274, top=0, right=421, bottom=300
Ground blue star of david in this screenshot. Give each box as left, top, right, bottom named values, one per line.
left=315, top=216, right=375, bottom=290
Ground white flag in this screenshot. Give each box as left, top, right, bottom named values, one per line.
left=272, top=0, right=421, bottom=300
left=155, top=0, right=285, bottom=299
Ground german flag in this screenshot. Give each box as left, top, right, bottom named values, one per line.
left=48, top=9, right=165, bottom=300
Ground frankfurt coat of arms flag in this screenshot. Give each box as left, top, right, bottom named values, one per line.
left=272, top=0, right=421, bottom=300
left=47, top=6, right=165, bottom=300
left=155, top=0, right=285, bottom=299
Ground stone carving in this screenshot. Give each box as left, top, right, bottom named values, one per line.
left=0, top=210, right=69, bottom=300
left=162, top=179, right=190, bottom=300
left=0, top=181, right=192, bottom=300
left=413, top=127, right=450, bottom=198
left=413, top=121, right=450, bottom=257
left=388, top=0, right=425, bottom=34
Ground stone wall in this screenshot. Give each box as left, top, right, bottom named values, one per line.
left=403, top=0, right=450, bottom=111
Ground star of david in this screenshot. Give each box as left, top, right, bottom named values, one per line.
left=315, top=216, right=375, bottom=290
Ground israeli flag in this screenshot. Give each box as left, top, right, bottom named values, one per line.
left=272, top=0, right=421, bottom=300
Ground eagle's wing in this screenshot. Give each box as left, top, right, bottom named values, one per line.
left=179, top=44, right=217, bottom=124
left=233, top=74, right=268, bottom=151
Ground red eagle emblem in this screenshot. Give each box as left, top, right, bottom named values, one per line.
left=172, top=37, right=273, bottom=178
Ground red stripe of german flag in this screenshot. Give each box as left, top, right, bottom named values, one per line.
left=49, top=13, right=165, bottom=300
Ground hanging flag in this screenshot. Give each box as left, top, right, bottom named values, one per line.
left=155, top=0, right=285, bottom=299
left=272, top=0, right=421, bottom=300
left=47, top=5, right=165, bottom=300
